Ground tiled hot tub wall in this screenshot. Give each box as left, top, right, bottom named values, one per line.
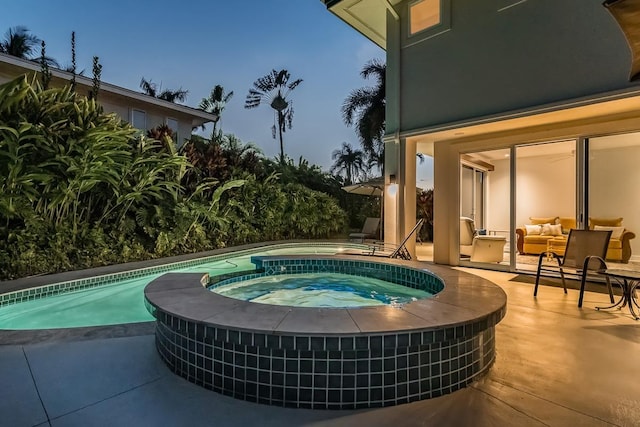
left=155, top=315, right=496, bottom=409
left=146, top=257, right=507, bottom=409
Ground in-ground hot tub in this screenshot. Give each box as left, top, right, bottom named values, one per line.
left=144, top=255, right=506, bottom=409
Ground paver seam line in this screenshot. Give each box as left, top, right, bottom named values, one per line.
left=473, top=387, right=552, bottom=426
left=272, top=309, right=292, bottom=332
left=22, top=347, right=51, bottom=426
left=345, top=308, right=363, bottom=333
left=45, top=376, right=165, bottom=422
left=475, top=378, right=622, bottom=427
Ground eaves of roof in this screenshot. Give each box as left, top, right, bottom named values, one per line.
left=0, top=52, right=217, bottom=123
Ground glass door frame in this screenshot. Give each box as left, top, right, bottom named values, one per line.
left=512, top=139, right=579, bottom=273
left=458, top=149, right=511, bottom=272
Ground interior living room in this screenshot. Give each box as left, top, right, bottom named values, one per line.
left=458, top=132, right=640, bottom=273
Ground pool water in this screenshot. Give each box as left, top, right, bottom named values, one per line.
left=213, top=273, right=431, bottom=307
left=0, top=245, right=343, bottom=330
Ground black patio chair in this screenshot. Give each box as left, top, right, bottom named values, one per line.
left=534, top=229, right=615, bottom=307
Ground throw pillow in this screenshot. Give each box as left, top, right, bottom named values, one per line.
left=530, top=216, right=558, bottom=225
left=557, top=217, right=576, bottom=233
left=589, top=217, right=623, bottom=228
left=539, top=224, right=562, bottom=236
left=593, top=225, right=625, bottom=240
left=525, top=224, right=542, bottom=235
left=548, top=224, right=563, bottom=236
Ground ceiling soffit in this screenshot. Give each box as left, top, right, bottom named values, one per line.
left=327, top=0, right=398, bottom=48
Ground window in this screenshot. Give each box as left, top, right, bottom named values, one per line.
left=404, top=0, right=450, bottom=46
left=131, top=109, right=146, bottom=131
left=166, top=117, right=179, bottom=142
left=410, top=0, right=440, bottom=35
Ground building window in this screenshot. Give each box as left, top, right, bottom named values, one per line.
left=410, top=0, right=440, bottom=35
left=131, top=109, right=146, bottom=131
left=403, top=0, right=450, bottom=46
left=166, top=117, right=179, bottom=143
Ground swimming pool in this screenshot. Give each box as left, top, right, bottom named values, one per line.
left=0, top=244, right=357, bottom=330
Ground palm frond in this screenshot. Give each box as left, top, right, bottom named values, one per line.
left=139, top=77, right=157, bottom=97
left=158, top=88, right=188, bottom=103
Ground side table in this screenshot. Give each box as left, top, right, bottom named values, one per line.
left=546, top=236, right=567, bottom=258
left=597, top=269, right=640, bottom=320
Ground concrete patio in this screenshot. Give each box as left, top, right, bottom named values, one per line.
left=1, top=267, right=639, bottom=426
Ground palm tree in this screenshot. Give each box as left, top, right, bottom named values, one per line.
left=330, top=142, right=366, bottom=184
left=140, top=77, right=188, bottom=103
left=199, top=85, right=233, bottom=139
left=245, top=69, right=302, bottom=163
left=0, top=26, right=58, bottom=66
left=342, top=59, right=385, bottom=166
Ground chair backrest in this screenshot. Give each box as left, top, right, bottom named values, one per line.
left=460, top=217, right=476, bottom=246
left=561, top=229, right=612, bottom=269
left=361, top=217, right=380, bottom=235
left=390, top=218, right=425, bottom=259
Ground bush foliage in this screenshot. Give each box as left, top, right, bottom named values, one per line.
left=0, top=76, right=347, bottom=280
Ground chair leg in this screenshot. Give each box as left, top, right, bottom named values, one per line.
left=559, top=267, right=568, bottom=294
left=578, top=269, right=588, bottom=308
left=534, top=253, right=546, bottom=297
left=578, top=255, right=607, bottom=308
left=606, top=276, right=615, bottom=303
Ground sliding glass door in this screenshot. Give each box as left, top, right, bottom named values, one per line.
left=457, top=131, right=640, bottom=272
left=459, top=149, right=511, bottom=268
left=514, top=140, right=576, bottom=272
left=588, top=133, right=640, bottom=265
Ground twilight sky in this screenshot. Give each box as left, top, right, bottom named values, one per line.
left=1, top=0, right=433, bottom=187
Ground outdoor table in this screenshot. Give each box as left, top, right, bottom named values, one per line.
left=597, top=269, right=640, bottom=320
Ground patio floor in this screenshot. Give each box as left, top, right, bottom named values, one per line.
left=1, top=266, right=639, bottom=426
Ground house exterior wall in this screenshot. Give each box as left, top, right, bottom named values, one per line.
left=392, top=0, right=634, bottom=135
left=0, top=61, right=206, bottom=147
left=325, top=0, right=640, bottom=266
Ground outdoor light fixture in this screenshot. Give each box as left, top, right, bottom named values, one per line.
left=387, top=174, right=398, bottom=196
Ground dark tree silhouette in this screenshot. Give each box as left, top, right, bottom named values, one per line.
left=245, top=69, right=302, bottom=163
left=1, top=26, right=58, bottom=66
left=200, top=85, right=233, bottom=139
left=342, top=59, right=385, bottom=168
left=330, top=142, right=366, bottom=185
left=140, top=77, right=188, bottom=103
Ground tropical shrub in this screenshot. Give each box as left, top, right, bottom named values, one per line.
left=417, top=188, right=434, bottom=242
left=0, top=76, right=348, bottom=280
left=0, top=76, right=208, bottom=279
left=223, top=175, right=346, bottom=245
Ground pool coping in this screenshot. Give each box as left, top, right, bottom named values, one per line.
left=0, top=241, right=368, bottom=309
left=144, top=255, right=507, bottom=337
left=0, top=321, right=156, bottom=346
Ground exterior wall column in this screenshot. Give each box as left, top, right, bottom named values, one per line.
left=433, top=142, right=459, bottom=265
left=400, top=138, right=417, bottom=258
left=383, top=4, right=405, bottom=249
left=383, top=137, right=417, bottom=258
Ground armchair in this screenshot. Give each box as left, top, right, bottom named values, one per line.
left=460, top=217, right=507, bottom=263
